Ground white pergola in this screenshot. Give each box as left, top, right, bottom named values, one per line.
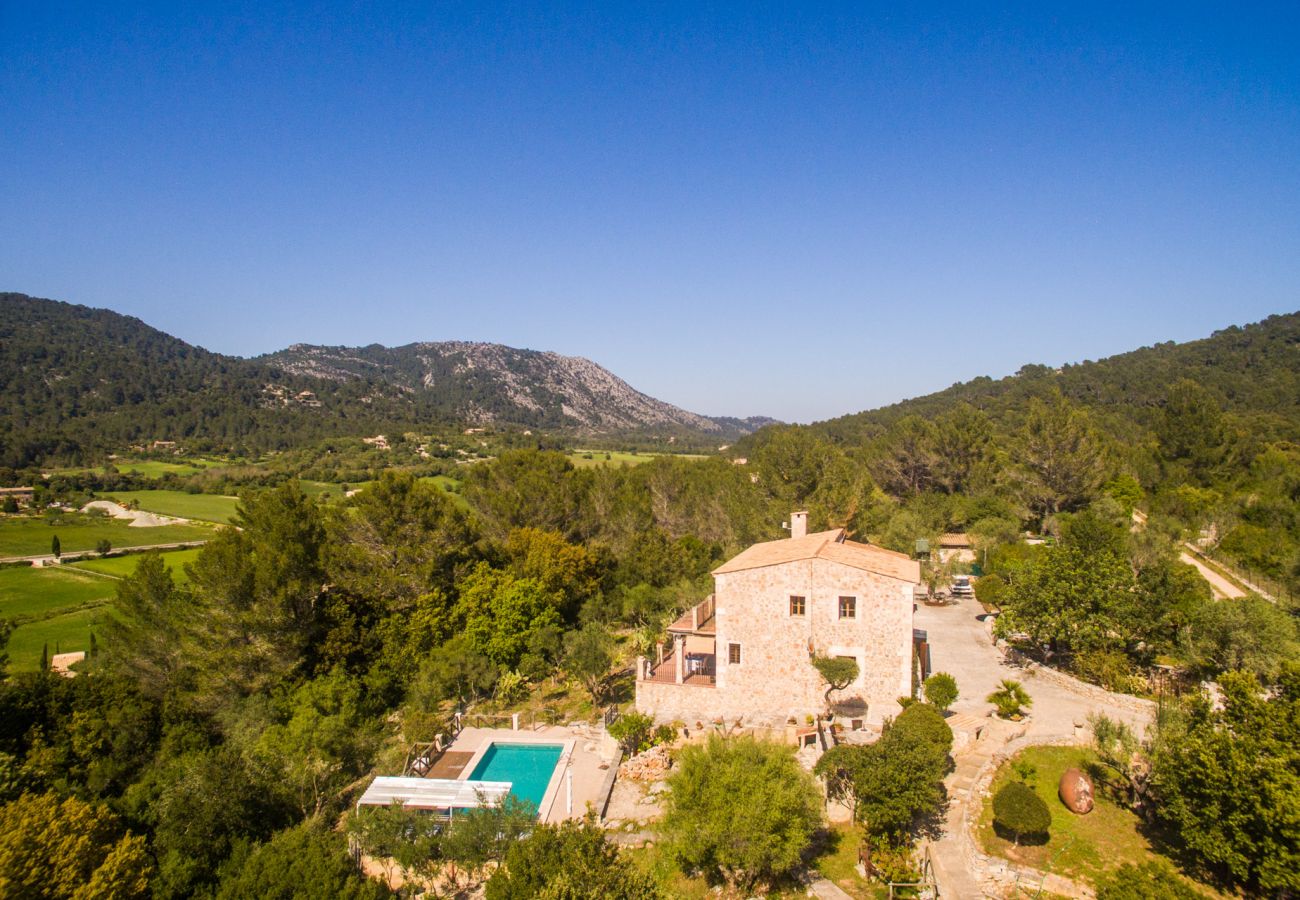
left=356, top=776, right=512, bottom=815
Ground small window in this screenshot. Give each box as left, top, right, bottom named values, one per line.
left=789, top=595, right=806, bottom=616
left=838, top=596, right=857, bottom=619
left=728, top=642, right=741, bottom=665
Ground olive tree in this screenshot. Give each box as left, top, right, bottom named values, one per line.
left=662, top=734, right=821, bottom=891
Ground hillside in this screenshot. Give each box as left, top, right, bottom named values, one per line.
left=0, top=293, right=763, bottom=467
left=810, top=311, right=1300, bottom=444
left=262, top=342, right=730, bottom=433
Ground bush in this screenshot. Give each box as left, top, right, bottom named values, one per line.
left=974, top=573, right=1006, bottom=607
left=992, top=782, right=1050, bottom=845
left=889, top=702, right=953, bottom=753
left=1093, top=860, right=1202, bottom=900
left=607, top=712, right=655, bottom=754
left=215, top=824, right=387, bottom=900
left=854, top=707, right=952, bottom=841
left=987, top=679, right=1031, bottom=719
left=923, top=672, right=958, bottom=712
left=662, top=734, right=821, bottom=891
left=494, top=670, right=529, bottom=706
left=1072, top=650, right=1143, bottom=694
left=486, top=818, right=661, bottom=900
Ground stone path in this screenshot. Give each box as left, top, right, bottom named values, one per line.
left=913, top=594, right=1156, bottom=897
left=806, top=876, right=855, bottom=898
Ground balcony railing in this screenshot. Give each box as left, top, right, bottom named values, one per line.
left=640, top=651, right=716, bottom=687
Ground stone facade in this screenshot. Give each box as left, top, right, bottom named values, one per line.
left=636, top=552, right=915, bottom=727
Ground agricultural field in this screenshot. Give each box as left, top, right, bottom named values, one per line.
left=566, top=450, right=706, bottom=468
left=0, top=564, right=115, bottom=621
left=2, top=547, right=201, bottom=671
left=0, top=565, right=117, bottom=671
left=70, top=547, right=203, bottom=585
left=0, top=513, right=214, bottom=559
left=5, top=606, right=118, bottom=672
left=299, top=479, right=375, bottom=500
left=100, top=489, right=241, bottom=523
left=48, top=456, right=231, bottom=478
left=109, top=457, right=227, bottom=477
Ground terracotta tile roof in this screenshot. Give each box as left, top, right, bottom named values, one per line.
left=713, top=530, right=920, bottom=583
left=939, top=533, right=972, bottom=547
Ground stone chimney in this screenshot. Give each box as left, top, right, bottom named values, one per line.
left=790, top=510, right=808, bottom=539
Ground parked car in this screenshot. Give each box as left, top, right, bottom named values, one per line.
left=950, top=575, right=974, bottom=597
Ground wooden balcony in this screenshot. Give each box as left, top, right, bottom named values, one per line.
left=640, top=651, right=716, bottom=687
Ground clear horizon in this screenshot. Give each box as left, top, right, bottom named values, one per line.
left=3, top=4, right=1298, bottom=422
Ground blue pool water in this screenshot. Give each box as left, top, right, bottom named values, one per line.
left=468, top=743, right=564, bottom=814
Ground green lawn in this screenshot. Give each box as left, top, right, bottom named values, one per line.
left=0, top=514, right=214, bottom=559
left=5, top=605, right=119, bottom=671
left=0, top=565, right=116, bottom=621
left=70, top=548, right=203, bottom=586
left=978, top=746, right=1219, bottom=895
left=101, top=490, right=240, bottom=523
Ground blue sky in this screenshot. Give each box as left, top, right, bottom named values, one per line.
left=3, top=3, right=1298, bottom=422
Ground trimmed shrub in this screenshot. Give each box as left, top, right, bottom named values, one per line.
left=889, top=701, right=953, bottom=752
left=923, top=672, right=959, bottom=712
left=992, top=782, right=1050, bottom=845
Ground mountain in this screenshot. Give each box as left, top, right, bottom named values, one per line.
left=0, top=293, right=767, bottom=467
left=809, top=310, right=1300, bottom=444
left=261, top=342, right=731, bottom=434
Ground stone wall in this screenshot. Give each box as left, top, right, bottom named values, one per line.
left=962, top=734, right=1096, bottom=899
left=635, top=679, right=735, bottom=725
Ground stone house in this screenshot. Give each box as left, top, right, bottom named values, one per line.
left=635, top=512, right=921, bottom=728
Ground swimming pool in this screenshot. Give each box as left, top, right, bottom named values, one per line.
left=466, top=742, right=564, bottom=814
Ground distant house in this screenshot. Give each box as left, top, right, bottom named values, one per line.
left=0, top=486, right=35, bottom=509
left=938, top=533, right=976, bottom=563
left=636, top=512, right=921, bottom=727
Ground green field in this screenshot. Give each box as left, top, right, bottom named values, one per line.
left=111, top=457, right=225, bottom=477
left=70, top=548, right=203, bottom=585
left=0, top=514, right=213, bottom=559
left=5, top=606, right=118, bottom=671
left=48, top=456, right=230, bottom=478
left=102, top=490, right=240, bottom=523
left=0, top=565, right=116, bottom=621
left=2, top=547, right=203, bottom=671
left=566, top=450, right=706, bottom=469
left=299, top=479, right=377, bottom=500
left=0, top=566, right=119, bottom=671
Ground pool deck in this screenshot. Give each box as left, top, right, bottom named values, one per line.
left=441, top=725, right=619, bottom=824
